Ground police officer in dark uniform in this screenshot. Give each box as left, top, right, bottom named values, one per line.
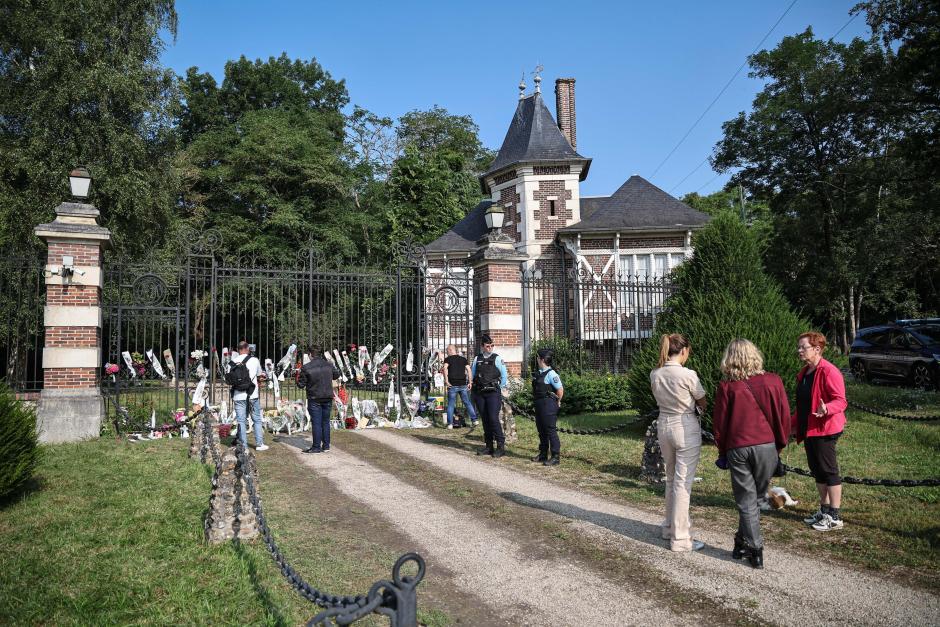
left=532, top=348, right=564, bottom=466
left=298, top=344, right=340, bottom=453
left=471, top=334, right=509, bottom=458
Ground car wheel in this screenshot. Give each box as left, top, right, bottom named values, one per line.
left=851, top=359, right=869, bottom=383
left=911, top=363, right=934, bottom=390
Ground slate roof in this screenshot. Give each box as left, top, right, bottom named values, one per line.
left=579, top=196, right=608, bottom=221
left=558, top=175, right=710, bottom=233
left=425, top=200, right=493, bottom=254
left=482, top=93, right=590, bottom=190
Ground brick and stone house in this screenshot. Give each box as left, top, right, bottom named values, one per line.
left=425, top=75, right=710, bottom=373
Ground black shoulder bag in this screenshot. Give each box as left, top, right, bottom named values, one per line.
left=743, top=380, right=787, bottom=477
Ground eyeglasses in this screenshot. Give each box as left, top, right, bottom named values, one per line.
left=796, top=345, right=817, bottom=352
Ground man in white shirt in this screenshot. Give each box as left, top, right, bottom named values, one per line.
left=228, top=340, right=268, bottom=451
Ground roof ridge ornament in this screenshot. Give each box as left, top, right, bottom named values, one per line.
left=532, top=64, right=543, bottom=94
left=519, top=72, right=526, bottom=100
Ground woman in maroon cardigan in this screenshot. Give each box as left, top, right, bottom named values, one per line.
left=713, top=339, right=790, bottom=569
left=793, top=332, right=848, bottom=532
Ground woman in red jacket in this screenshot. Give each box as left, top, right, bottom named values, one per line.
left=794, top=332, right=847, bottom=532
left=713, top=339, right=790, bottom=569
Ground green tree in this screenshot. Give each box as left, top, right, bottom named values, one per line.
left=627, top=212, right=811, bottom=424
left=177, top=55, right=360, bottom=261
left=710, top=28, right=933, bottom=349
left=0, top=0, right=180, bottom=256
left=383, top=106, right=493, bottom=247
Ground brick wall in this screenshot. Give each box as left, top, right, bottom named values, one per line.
left=493, top=170, right=517, bottom=186
left=46, top=284, right=99, bottom=306
left=620, top=236, right=685, bottom=248
left=44, top=367, right=97, bottom=389
left=45, top=326, right=99, bottom=348
left=533, top=180, right=572, bottom=240
left=476, top=297, right=521, bottom=316
left=474, top=264, right=520, bottom=284
left=555, top=78, right=577, bottom=149
left=533, top=165, right=570, bottom=176
left=47, top=241, right=100, bottom=265
left=580, top=238, right=615, bottom=250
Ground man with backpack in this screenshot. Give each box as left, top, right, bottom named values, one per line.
left=471, top=334, right=509, bottom=458
left=226, top=340, right=267, bottom=451
left=297, top=345, right=341, bottom=453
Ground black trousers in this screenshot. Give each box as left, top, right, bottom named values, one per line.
left=473, top=390, right=504, bottom=447
left=534, top=396, right=560, bottom=455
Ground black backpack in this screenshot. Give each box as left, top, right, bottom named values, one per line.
left=225, top=358, right=256, bottom=395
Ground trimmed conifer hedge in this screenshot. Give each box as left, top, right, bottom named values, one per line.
left=0, top=382, right=41, bottom=500
left=626, top=211, right=811, bottom=427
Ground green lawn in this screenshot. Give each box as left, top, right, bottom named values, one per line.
left=427, top=379, right=940, bottom=589
left=0, top=438, right=445, bottom=626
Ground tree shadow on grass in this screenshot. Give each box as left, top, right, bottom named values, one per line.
left=232, top=539, right=290, bottom=627
left=498, top=491, right=735, bottom=563
left=0, top=475, right=44, bottom=511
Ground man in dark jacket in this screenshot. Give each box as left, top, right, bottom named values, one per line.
left=298, top=345, right=340, bottom=453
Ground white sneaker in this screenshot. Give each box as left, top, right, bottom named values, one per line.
left=812, top=514, right=844, bottom=531
left=803, top=509, right=825, bottom=525
left=692, top=540, right=706, bottom=551
left=447, top=424, right=453, bottom=429
left=256, top=444, right=269, bottom=451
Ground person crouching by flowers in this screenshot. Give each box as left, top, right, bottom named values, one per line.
left=712, top=339, right=790, bottom=569
left=649, top=333, right=707, bottom=552
left=794, top=332, right=848, bottom=532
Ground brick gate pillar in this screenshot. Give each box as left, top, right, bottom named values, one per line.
left=34, top=202, right=111, bottom=442
left=469, top=231, right=527, bottom=378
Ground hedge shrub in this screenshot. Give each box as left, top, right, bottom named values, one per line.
left=0, top=382, right=41, bottom=500
left=512, top=372, right=631, bottom=416
left=626, top=211, right=811, bottom=427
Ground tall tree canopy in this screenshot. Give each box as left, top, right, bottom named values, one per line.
left=0, top=0, right=180, bottom=256
left=176, top=55, right=357, bottom=261
left=712, top=20, right=939, bottom=348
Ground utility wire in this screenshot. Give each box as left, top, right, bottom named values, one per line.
left=650, top=0, right=799, bottom=180
left=668, top=157, right=709, bottom=193
left=829, top=13, right=859, bottom=41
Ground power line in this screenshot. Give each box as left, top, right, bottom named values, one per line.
left=828, top=13, right=858, bottom=41
left=693, top=172, right=723, bottom=194
left=649, top=0, right=799, bottom=179
left=668, top=157, right=709, bottom=193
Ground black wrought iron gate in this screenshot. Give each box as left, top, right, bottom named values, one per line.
left=101, top=235, right=470, bottom=428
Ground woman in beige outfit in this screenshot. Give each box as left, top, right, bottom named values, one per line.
left=650, top=333, right=707, bottom=551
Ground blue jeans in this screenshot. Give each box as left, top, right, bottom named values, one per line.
left=308, top=399, right=333, bottom=451
left=446, top=385, right=477, bottom=425
left=235, top=398, right=263, bottom=447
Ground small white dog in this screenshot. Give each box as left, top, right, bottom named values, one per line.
left=767, top=486, right=799, bottom=510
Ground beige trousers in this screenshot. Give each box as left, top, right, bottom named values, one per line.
left=657, top=413, right=702, bottom=551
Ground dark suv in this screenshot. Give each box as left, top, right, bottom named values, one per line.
left=849, top=324, right=940, bottom=389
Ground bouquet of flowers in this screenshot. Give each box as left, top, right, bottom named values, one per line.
left=189, top=349, right=207, bottom=380
left=104, top=362, right=120, bottom=382
left=129, top=352, right=148, bottom=378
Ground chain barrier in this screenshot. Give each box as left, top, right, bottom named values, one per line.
left=503, top=397, right=657, bottom=435
left=700, top=429, right=940, bottom=487
left=846, top=399, right=940, bottom=422
left=198, top=414, right=424, bottom=626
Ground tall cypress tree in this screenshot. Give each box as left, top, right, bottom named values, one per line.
left=627, top=211, right=811, bottom=425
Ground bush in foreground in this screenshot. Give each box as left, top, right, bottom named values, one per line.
left=512, top=372, right=631, bottom=416
left=0, top=383, right=41, bottom=500
left=627, top=211, right=811, bottom=426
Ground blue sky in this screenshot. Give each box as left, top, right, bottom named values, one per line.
left=160, top=1, right=869, bottom=198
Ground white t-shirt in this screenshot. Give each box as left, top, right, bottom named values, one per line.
left=229, top=353, right=262, bottom=401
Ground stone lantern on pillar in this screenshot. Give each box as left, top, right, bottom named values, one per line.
left=33, top=167, right=111, bottom=442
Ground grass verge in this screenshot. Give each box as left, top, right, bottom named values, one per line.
left=0, top=437, right=450, bottom=625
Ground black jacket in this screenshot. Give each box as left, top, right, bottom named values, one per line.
left=298, top=357, right=340, bottom=401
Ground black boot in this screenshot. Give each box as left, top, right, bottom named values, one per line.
left=476, top=445, right=494, bottom=456
left=532, top=451, right=548, bottom=463
left=543, top=454, right=560, bottom=467
left=746, top=547, right=764, bottom=569
left=493, top=442, right=505, bottom=458
left=732, top=537, right=746, bottom=560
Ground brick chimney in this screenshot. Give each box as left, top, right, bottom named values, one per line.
left=555, top=78, right=577, bottom=149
